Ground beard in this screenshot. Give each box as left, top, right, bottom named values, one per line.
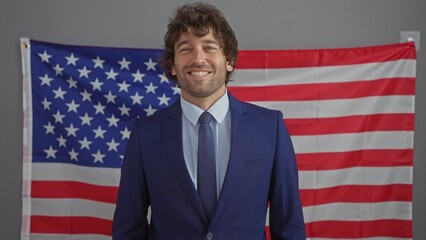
left=177, top=63, right=227, bottom=99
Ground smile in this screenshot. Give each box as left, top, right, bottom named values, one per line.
left=189, top=71, right=210, bottom=76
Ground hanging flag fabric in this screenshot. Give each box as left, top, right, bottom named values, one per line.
left=21, top=38, right=416, bottom=240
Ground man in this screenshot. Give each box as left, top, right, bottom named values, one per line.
left=112, top=2, right=305, bottom=239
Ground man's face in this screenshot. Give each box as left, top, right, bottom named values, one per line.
left=172, top=29, right=233, bottom=101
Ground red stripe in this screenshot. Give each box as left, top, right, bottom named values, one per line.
left=265, top=226, right=271, bottom=240
left=30, top=216, right=112, bottom=235
left=300, top=184, right=412, bottom=207
left=286, top=113, right=414, bottom=136
left=236, top=42, right=416, bottom=69
left=31, top=181, right=118, bottom=204
left=296, top=149, right=413, bottom=171
left=305, top=220, right=412, bottom=238
left=228, top=78, right=415, bottom=101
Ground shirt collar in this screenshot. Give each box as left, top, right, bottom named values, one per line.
left=181, top=90, right=230, bottom=126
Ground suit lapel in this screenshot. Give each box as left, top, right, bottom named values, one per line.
left=211, top=94, right=252, bottom=224
left=162, top=100, right=208, bottom=222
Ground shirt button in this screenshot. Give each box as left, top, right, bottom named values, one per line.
left=206, top=232, right=213, bottom=240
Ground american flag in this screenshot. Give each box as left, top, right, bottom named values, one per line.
left=229, top=43, right=416, bottom=239
left=21, top=38, right=415, bottom=239
left=21, top=38, right=180, bottom=240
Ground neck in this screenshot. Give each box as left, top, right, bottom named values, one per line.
left=182, top=87, right=226, bottom=110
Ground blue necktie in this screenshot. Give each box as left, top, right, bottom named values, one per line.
left=197, top=111, right=216, bottom=221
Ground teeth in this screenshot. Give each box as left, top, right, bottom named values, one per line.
left=190, top=71, right=209, bottom=76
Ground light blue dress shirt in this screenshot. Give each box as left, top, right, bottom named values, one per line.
left=181, top=91, right=231, bottom=198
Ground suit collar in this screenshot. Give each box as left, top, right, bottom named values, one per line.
left=163, top=100, right=208, bottom=221
left=210, top=93, right=251, bottom=225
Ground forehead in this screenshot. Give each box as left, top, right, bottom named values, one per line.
left=174, top=29, right=220, bottom=46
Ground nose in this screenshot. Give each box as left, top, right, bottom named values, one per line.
left=191, top=46, right=207, bottom=64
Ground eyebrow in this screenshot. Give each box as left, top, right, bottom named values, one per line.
left=175, top=39, right=220, bottom=50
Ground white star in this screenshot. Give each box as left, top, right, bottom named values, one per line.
left=93, top=126, right=107, bottom=139
left=106, top=114, right=120, bottom=127
left=44, top=146, right=57, bottom=159
left=158, top=74, right=170, bottom=83
left=66, top=77, right=78, bottom=89
left=66, top=100, right=80, bottom=113
left=132, top=69, right=145, bottom=82
left=91, top=78, right=104, bottom=91
left=43, top=122, right=55, bottom=134
left=120, top=127, right=131, bottom=140
left=39, top=74, right=53, bottom=86
left=118, top=57, right=131, bottom=70
left=65, top=53, right=79, bottom=65
left=53, top=87, right=67, bottom=99
left=78, top=137, right=92, bottom=150
left=92, top=150, right=106, bottom=163
left=78, top=66, right=91, bottom=78
left=65, top=123, right=79, bottom=137
left=38, top=50, right=52, bottom=63
left=144, top=104, right=157, bottom=116
left=171, top=85, right=181, bottom=95
left=105, top=68, right=119, bottom=80
left=145, top=82, right=158, bottom=94
left=79, top=113, right=93, bottom=126
left=117, top=81, right=131, bottom=92
left=80, top=89, right=92, bottom=102
left=118, top=104, right=131, bottom=116
left=144, top=58, right=157, bottom=71
left=158, top=94, right=171, bottom=106
left=93, top=102, right=106, bottom=115
left=68, top=148, right=79, bottom=161
left=130, top=91, right=144, bottom=105
left=92, top=56, right=105, bottom=69
left=104, top=91, right=117, bottom=104
left=57, top=135, right=67, bottom=147
left=106, top=138, right=120, bottom=152
left=53, top=110, right=65, bottom=123
left=53, top=64, right=64, bottom=76
left=41, top=98, right=52, bottom=110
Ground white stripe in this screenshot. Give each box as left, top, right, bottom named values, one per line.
left=292, top=131, right=413, bottom=154
left=31, top=198, right=115, bottom=220
left=251, top=95, right=414, bottom=119
left=302, top=201, right=412, bottom=223
left=32, top=162, right=120, bottom=186
left=231, top=59, right=416, bottom=86
left=299, top=166, right=412, bottom=189
left=25, top=234, right=111, bottom=240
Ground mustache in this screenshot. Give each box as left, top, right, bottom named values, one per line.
left=183, top=63, right=213, bottom=71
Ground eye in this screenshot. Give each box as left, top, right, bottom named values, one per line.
left=204, top=45, right=219, bottom=52
left=178, top=47, right=191, bottom=54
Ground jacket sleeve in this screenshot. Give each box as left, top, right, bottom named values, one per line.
left=112, top=121, right=150, bottom=240
left=269, top=111, right=306, bottom=239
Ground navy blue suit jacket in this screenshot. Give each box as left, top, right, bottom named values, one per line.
left=112, top=93, right=305, bottom=239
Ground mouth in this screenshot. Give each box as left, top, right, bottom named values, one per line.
left=188, top=71, right=211, bottom=77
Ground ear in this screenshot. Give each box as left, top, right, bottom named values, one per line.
left=226, top=62, right=234, bottom=72
left=171, top=66, right=176, bottom=75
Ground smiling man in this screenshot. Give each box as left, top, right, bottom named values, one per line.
left=171, top=30, right=231, bottom=110
left=112, top=2, right=305, bottom=240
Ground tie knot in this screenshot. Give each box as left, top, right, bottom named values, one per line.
left=199, top=112, right=213, bottom=125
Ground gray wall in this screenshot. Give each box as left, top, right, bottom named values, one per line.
left=1, top=0, right=424, bottom=239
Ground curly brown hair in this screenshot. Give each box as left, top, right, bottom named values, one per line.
left=159, top=2, right=238, bottom=84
